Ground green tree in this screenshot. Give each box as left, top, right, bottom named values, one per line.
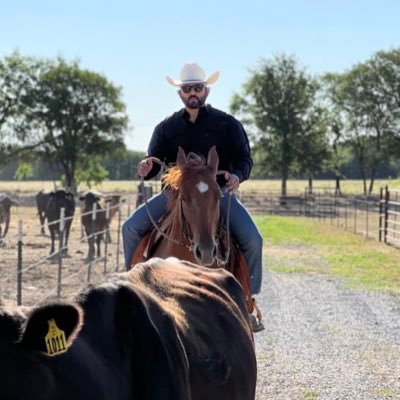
left=21, top=58, right=128, bottom=193
left=324, top=54, right=397, bottom=195
left=0, top=52, right=41, bottom=165
left=231, top=54, right=329, bottom=195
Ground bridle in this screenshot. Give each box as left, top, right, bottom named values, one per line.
left=140, top=157, right=232, bottom=266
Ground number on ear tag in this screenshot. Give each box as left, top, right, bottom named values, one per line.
left=45, top=319, right=67, bottom=355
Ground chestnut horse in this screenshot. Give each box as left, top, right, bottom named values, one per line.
left=132, top=146, right=262, bottom=324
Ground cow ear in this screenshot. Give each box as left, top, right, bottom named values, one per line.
left=207, top=146, right=219, bottom=175
left=176, top=146, right=187, bottom=168
left=20, top=303, right=83, bottom=356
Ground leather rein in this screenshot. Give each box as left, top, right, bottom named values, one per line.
left=139, top=156, right=231, bottom=266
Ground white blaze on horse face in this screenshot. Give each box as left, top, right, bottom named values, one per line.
left=196, top=181, right=209, bottom=194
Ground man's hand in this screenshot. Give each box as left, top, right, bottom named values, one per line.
left=224, top=172, right=240, bottom=193
left=137, top=158, right=153, bottom=178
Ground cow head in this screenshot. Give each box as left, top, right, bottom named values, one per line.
left=79, top=191, right=103, bottom=210
left=0, top=303, right=83, bottom=399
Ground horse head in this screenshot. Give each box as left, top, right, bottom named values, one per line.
left=164, top=146, right=222, bottom=266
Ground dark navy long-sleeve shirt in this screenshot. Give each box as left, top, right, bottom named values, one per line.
left=144, top=104, right=253, bottom=186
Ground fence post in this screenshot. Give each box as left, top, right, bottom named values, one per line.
left=379, top=187, right=384, bottom=242
left=127, top=195, right=131, bottom=217
left=344, top=197, right=348, bottom=230
left=103, top=202, right=110, bottom=274
left=365, top=198, right=369, bottom=239
left=57, top=207, right=65, bottom=299
left=115, top=201, right=122, bottom=272
left=336, top=196, right=340, bottom=227
left=87, top=203, right=97, bottom=282
left=384, top=185, right=389, bottom=244
left=354, top=199, right=357, bottom=234
left=17, top=220, right=23, bottom=306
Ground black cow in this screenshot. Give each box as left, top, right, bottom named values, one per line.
left=0, top=257, right=257, bottom=400
left=79, top=191, right=109, bottom=261
left=0, top=195, right=19, bottom=240
left=46, top=189, right=75, bottom=256
left=35, top=189, right=52, bottom=235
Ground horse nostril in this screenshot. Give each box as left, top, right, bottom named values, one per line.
left=195, top=246, right=202, bottom=260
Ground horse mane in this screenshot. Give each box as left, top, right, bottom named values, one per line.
left=162, top=153, right=208, bottom=210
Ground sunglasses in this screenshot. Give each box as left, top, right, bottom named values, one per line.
left=180, top=84, right=205, bottom=94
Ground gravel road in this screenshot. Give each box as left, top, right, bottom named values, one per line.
left=254, top=264, right=400, bottom=399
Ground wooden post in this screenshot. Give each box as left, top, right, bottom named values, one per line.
left=17, top=220, right=23, bottom=305
left=384, top=186, right=389, bottom=244
left=57, top=208, right=65, bottom=298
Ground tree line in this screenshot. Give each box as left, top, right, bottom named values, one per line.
left=231, top=49, right=400, bottom=195
left=1, top=49, right=400, bottom=195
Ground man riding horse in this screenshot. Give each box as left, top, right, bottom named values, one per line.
left=122, top=62, right=264, bottom=331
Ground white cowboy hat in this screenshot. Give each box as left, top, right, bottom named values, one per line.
left=166, top=62, right=220, bottom=87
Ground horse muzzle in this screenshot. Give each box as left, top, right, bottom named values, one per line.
left=193, top=241, right=218, bottom=267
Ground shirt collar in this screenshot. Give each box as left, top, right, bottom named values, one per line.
left=181, top=104, right=209, bottom=121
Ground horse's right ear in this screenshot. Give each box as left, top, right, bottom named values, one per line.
left=177, top=147, right=187, bottom=167
left=207, top=146, right=219, bottom=175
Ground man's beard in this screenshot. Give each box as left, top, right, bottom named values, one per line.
left=182, top=94, right=207, bottom=109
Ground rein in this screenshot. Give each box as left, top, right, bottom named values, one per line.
left=140, top=157, right=191, bottom=250
left=215, top=170, right=232, bottom=267
left=140, top=158, right=232, bottom=264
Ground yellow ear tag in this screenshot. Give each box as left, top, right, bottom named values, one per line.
left=45, top=319, right=68, bottom=355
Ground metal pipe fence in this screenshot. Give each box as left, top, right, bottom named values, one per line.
left=379, top=186, right=400, bottom=247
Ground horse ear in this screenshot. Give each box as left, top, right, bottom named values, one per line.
left=207, top=146, right=219, bottom=174
left=177, top=147, right=187, bottom=167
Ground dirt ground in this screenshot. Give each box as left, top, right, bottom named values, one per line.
left=0, top=198, right=136, bottom=307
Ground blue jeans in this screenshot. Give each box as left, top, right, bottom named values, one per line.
left=122, top=189, right=263, bottom=294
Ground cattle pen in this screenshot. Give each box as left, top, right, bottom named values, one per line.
left=0, top=193, right=137, bottom=307
left=2, top=184, right=400, bottom=307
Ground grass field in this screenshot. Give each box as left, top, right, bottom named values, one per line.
left=1, top=178, right=400, bottom=195
left=256, top=215, right=400, bottom=293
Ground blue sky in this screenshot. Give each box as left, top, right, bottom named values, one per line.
left=1, top=0, right=399, bottom=152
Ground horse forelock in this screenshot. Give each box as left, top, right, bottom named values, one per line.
left=162, top=167, right=182, bottom=191
left=162, top=154, right=212, bottom=211
left=162, top=153, right=208, bottom=191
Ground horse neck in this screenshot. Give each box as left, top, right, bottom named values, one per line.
left=162, top=191, right=190, bottom=246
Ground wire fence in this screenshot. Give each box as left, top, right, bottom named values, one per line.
left=1, top=195, right=137, bottom=307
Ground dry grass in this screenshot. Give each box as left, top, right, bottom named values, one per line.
left=0, top=202, right=135, bottom=307
left=1, top=178, right=399, bottom=195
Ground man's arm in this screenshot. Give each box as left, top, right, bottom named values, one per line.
left=229, top=117, right=253, bottom=183
left=140, top=122, right=166, bottom=180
